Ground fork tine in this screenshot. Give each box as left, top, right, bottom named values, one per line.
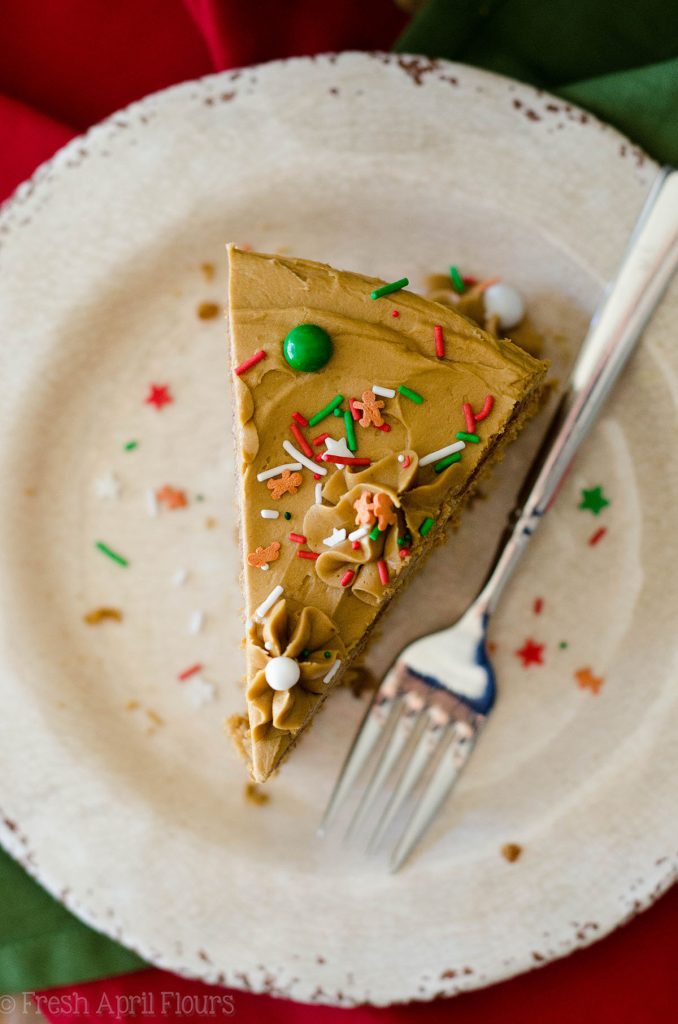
left=366, top=714, right=448, bottom=852
left=317, top=688, right=402, bottom=836
left=388, top=726, right=478, bottom=872
left=346, top=703, right=429, bottom=841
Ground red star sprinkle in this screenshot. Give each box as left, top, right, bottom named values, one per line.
left=515, top=638, right=544, bottom=667
left=145, top=384, right=173, bottom=410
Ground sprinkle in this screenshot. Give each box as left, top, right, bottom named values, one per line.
left=333, top=408, right=342, bottom=417
left=372, top=384, right=396, bottom=398
left=260, top=509, right=279, bottom=519
left=323, top=658, right=342, bottom=684
left=283, top=439, right=327, bottom=476
left=255, top=585, right=284, bottom=620
left=351, top=541, right=361, bottom=550
left=189, top=610, right=205, bottom=635
left=377, top=560, right=389, bottom=586
left=456, top=431, right=480, bottom=443
left=344, top=410, right=357, bottom=452
left=297, top=549, right=319, bottom=560
left=290, top=420, right=313, bottom=458
left=463, top=402, right=476, bottom=433
left=579, top=486, right=610, bottom=515
left=257, top=462, right=303, bottom=482
left=348, top=397, right=361, bottom=421
left=588, top=527, right=607, bottom=546
left=515, top=639, right=544, bottom=667
left=325, top=437, right=355, bottom=460
left=575, top=666, right=604, bottom=694
left=449, top=265, right=465, bottom=293
left=434, top=324, right=445, bottom=359
left=145, top=384, right=173, bottom=410
left=156, top=484, right=188, bottom=510
left=397, top=532, right=412, bottom=546
left=375, top=422, right=392, bottom=432
left=340, top=570, right=355, bottom=588
left=475, top=277, right=500, bottom=294
left=348, top=525, right=370, bottom=542
left=323, top=651, right=332, bottom=659
left=289, top=532, right=306, bottom=544
left=533, top=597, right=544, bottom=615
left=323, top=527, right=347, bottom=548
left=463, top=275, right=477, bottom=287
left=234, top=349, right=266, bottom=377
left=172, top=567, right=188, bottom=586
left=145, top=488, right=158, bottom=517
left=392, top=310, right=400, bottom=317
left=434, top=452, right=462, bottom=473
left=124, top=440, right=138, bottom=451
left=475, top=394, right=495, bottom=422
left=284, top=511, right=292, bottom=521
left=368, top=524, right=381, bottom=541
left=398, top=384, right=423, bottom=404
left=313, top=432, right=330, bottom=446
left=559, top=641, right=569, bottom=649
left=419, top=517, right=435, bottom=537
left=315, top=483, right=323, bottom=504
left=95, top=472, right=121, bottom=500
left=292, top=411, right=308, bottom=426
left=322, top=455, right=371, bottom=466
left=371, top=277, right=409, bottom=300
left=399, top=547, right=411, bottom=559
left=178, top=663, right=202, bottom=681
left=95, top=541, right=128, bottom=567
left=419, top=440, right=465, bottom=467
left=260, top=564, right=269, bottom=571
left=308, top=394, right=344, bottom=427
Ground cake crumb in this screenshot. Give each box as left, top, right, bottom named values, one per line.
left=501, top=842, right=523, bottom=862
left=126, top=700, right=140, bottom=711
left=205, top=516, right=217, bottom=529
left=200, top=262, right=215, bottom=281
left=146, top=709, right=164, bottom=727
left=244, top=783, right=270, bottom=806
left=197, top=301, right=220, bottom=320
left=83, top=607, right=123, bottom=625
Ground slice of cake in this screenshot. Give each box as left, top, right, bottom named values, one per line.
left=227, top=247, right=547, bottom=782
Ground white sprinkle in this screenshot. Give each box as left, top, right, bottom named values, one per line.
left=348, top=524, right=370, bottom=542
left=484, top=282, right=525, bottom=330
left=257, top=462, right=303, bottom=482
left=260, top=563, right=269, bottom=571
left=189, top=609, right=205, bottom=635
left=315, top=483, right=323, bottom=504
left=95, top=472, right=121, bottom=500
left=324, top=436, right=353, bottom=459
left=172, top=566, right=188, bottom=587
left=323, top=527, right=347, bottom=548
left=397, top=454, right=405, bottom=464
left=260, top=509, right=279, bottom=519
left=323, top=658, right=342, bottom=684
left=264, top=641, right=273, bottom=651
left=255, top=585, right=284, bottom=620
left=372, top=384, right=396, bottom=398
left=145, top=487, right=158, bottom=517
left=245, top=617, right=254, bottom=631
left=185, top=673, right=216, bottom=708
left=283, top=439, right=327, bottom=476
left=419, top=440, right=466, bottom=468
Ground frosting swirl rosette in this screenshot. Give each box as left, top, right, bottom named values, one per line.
left=247, top=600, right=345, bottom=742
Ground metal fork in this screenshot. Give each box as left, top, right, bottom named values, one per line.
left=319, top=167, right=678, bottom=870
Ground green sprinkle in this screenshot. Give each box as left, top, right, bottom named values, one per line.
left=419, top=517, right=435, bottom=537
left=456, top=431, right=480, bottom=443
left=559, top=641, right=568, bottom=649
left=308, top=394, right=344, bottom=427
left=124, top=440, right=138, bottom=451
left=344, top=410, right=357, bottom=452
left=449, top=265, right=465, bottom=293
left=434, top=452, right=462, bottom=473
left=369, top=524, right=381, bottom=541
left=301, top=648, right=310, bottom=659
left=333, top=407, right=342, bottom=417
left=323, top=651, right=332, bottom=659
left=398, top=384, right=424, bottom=404
left=95, top=541, right=129, bottom=567
left=284, top=511, right=292, bottom=521
left=397, top=531, right=412, bottom=547
left=371, top=277, right=409, bottom=300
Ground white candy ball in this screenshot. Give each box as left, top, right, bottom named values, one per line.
left=483, top=283, right=525, bottom=330
left=264, top=655, right=300, bottom=691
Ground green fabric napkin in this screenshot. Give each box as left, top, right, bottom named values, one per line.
left=395, top=0, right=678, bottom=165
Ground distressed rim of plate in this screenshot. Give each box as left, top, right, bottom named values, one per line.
left=0, top=52, right=675, bottom=1006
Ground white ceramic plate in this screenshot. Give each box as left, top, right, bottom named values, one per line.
left=0, top=53, right=676, bottom=1007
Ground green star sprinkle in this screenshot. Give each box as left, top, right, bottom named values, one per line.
left=579, top=485, right=610, bottom=516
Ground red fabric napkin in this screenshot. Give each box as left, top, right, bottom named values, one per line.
left=1, top=1, right=676, bottom=1019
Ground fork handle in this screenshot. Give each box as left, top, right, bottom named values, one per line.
left=478, top=166, right=678, bottom=616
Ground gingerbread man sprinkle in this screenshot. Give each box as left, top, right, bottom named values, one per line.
left=353, top=491, right=397, bottom=531
left=266, top=469, right=302, bottom=499
left=247, top=541, right=281, bottom=568
left=156, top=485, right=188, bottom=510
left=354, top=390, right=385, bottom=428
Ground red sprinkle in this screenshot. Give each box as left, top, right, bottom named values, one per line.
left=340, top=570, right=355, bottom=587
left=297, top=549, right=319, bottom=560
left=351, top=541, right=361, bottom=550
left=401, top=454, right=411, bottom=469
left=348, top=397, right=361, bottom=421
left=178, top=663, right=202, bottom=682
left=391, top=310, right=400, bottom=318
left=533, top=597, right=544, bottom=615
left=463, top=275, right=477, bottom=287
left=399, top=547, right=411, bottom=559
left=234, top=349, right=266, bottom=377
left=313, top=473, right=322, bottom=480
left=377, top=559, right=389, bottom=586
left=292, top=411, right=308, bottom=427
left=323, top=455, right=371, bottom=466
left=375, top=422, right=391, bottom=432
left=289, top=532, right=306, bottom=544
left=434, top=324, right=445, bottom=359
left=463, top=402, right=476, bottom=433
left=312, top=432, right=330, bottom=446
left=290, top=420, right=313, bottom=458
left=588, top=527, right=607, bottom=547
left=475, top=394, right=495, bottom=422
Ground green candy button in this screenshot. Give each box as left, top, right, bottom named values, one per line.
left=283, top=324, right=333, bottom=372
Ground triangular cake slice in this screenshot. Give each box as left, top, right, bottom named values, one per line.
left=226, top=247, right=547, bottom=782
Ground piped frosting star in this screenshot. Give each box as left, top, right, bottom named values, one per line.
left=578, top=485, right=609, bottom=516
